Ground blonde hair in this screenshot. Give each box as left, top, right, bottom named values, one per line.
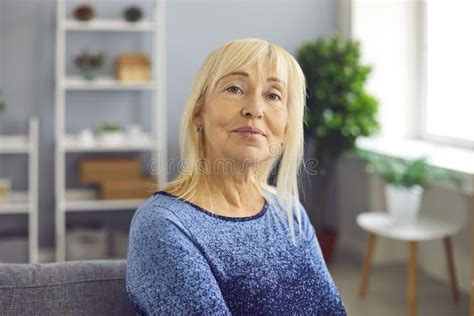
left=162, top=38, right=307, bottom=244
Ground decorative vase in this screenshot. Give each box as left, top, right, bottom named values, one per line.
left=73, top=5, right=95, bottom=22
left=385, top=184, right=423, bottom=224
left=123, top=6, right=143, bottom=22
left=78, top=129, right=95, bottom=146
left=82, top=68, right=97, bottom=81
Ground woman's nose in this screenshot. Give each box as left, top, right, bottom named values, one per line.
left=241, top=93, right=264, bottom=119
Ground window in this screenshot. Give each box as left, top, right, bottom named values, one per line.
left=424, top=0, right=474, bottom=146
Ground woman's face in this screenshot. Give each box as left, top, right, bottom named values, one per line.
left=194, top=62, right=288, bottom=166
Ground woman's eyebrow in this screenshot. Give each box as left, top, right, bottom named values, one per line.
left=217, top=71, right=286, bottom=86
left=216, top=71, right=248, bottom=85
left=267, top=77, right=284, bottom=84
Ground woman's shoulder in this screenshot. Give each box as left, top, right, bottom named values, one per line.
left=129, top=192, right=190, bottom=242
left=129, top=194, right=199, bottom=245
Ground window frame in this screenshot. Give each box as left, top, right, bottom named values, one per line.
left=419, top=0, right=474, bottom=150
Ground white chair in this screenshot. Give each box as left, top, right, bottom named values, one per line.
left=356, top=212, right=464, bottom=316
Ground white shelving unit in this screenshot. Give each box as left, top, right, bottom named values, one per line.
left=54, top=0, right=168, bottom=261
left=64, top=75, right=156, bottom=90
left=0, top=117, right=39, bottom=263
left=63, top=19, right=157, bottom=32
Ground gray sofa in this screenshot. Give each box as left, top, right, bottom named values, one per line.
left=0, top=259, right=136, bottom=315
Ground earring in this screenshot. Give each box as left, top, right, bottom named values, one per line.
left=196, top=126, right=203, bottom=133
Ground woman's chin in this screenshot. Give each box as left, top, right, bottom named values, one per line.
left=228, top=151, right=268, bottom=164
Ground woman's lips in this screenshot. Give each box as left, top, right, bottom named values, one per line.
left=232, top=131, right=265, bottom=141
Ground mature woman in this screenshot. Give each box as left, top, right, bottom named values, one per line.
left=126, top=38, right=347, bottom=315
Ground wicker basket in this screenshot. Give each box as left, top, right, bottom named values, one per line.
left=79, top=158, right=141, bottom=185
left=116, top=53, right=151, bottom=82
left=99, top=176, right=157, bottom=200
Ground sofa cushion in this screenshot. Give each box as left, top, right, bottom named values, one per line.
left=0, top=259, right=135, bottom=315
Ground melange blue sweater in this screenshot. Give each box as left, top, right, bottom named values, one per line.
left=126, top=187, right=347, bottom=315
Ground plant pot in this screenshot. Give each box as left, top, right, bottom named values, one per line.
left=385, top=184, right=423, bottom=224
left=82, top=68, right=98, bottom=81
left=316, top=228, right=338, bottom=266
left=97, top=131, right=125, bottom=145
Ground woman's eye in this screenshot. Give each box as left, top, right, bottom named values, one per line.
left=268, top=93, right=282, bottom=101
left=226, top=86, right=242, bottom=94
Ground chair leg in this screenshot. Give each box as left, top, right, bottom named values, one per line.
left=443, top=236, right=460, bottom=303
left=408, top=241, right=417, bottom=316
left=358, top=232, right=377, bottom=298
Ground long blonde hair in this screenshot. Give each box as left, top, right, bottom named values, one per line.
left=162, top=38, right=307, bottom=244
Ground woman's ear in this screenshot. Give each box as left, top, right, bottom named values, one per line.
left=192, top=103, right=204, bottom=126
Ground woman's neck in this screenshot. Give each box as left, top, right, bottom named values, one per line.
left=207, top=174, right=257, bottom=204
left=193, top=169, right=265, bottom=217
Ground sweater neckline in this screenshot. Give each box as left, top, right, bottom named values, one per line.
left=153, top=190, right=268, bottom=222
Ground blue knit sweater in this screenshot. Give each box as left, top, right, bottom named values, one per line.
left=126, top=188, right=347, bottom=315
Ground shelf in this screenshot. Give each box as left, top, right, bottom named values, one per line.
left=64, top=199, right=144, bottom=212
left=63, top=134, right=155, bottom=152
left=63, top=188, right=145, bottom=212
left=0, top=191, right=29, bottom=214
left=63, top=76, right=156, bottom=90
left=105, top=256, right=127, bottom=260
left=0, top=135, right=29, bottom=154
left=62, top=19, right=157, bottom=32
left=54, top=0, right=166, bottom=262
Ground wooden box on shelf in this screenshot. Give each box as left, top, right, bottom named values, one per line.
left=116, top=53, right=151, bottom=82
left=79, top=158, right=141, bottom=184
left=99, top=176, right=157, bottom=200
left=0, top=179, right=11, bottom=202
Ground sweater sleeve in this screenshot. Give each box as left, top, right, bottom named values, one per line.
left=296, top=200, right=347, bottom=315
left=126, top=202, right=231, bottom=315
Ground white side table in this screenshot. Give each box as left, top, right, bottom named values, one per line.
left=356, top=212, right=464, bottom=316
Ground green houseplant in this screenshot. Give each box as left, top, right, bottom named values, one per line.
left=297, top=34, right=379, bottom=264
left=356, top=149, right=459, bottom=223
left=97, top=122, right=125, bottom=145
left=74, top=51, right=106, bottom=80
left=99, top=123, right=122, bottom=133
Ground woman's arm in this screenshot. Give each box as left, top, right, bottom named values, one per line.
left=126, top=203, right=231, bottom=315
left=297, top=200, right=348, bottom=316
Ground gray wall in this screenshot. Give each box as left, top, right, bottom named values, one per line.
left=0, top=0, right=337, bottom=249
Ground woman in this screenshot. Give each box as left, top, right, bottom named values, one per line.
left=126, top=38, right=347, bottom=315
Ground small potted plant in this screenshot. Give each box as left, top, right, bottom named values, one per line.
left=74, top=50, right=106, bottom=80
left=356, top=149, right=460, bottom=223
left=97, top=123, right=125, bottom=145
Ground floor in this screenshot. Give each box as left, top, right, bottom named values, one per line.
left=329, top=249, right=469, bottom=316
